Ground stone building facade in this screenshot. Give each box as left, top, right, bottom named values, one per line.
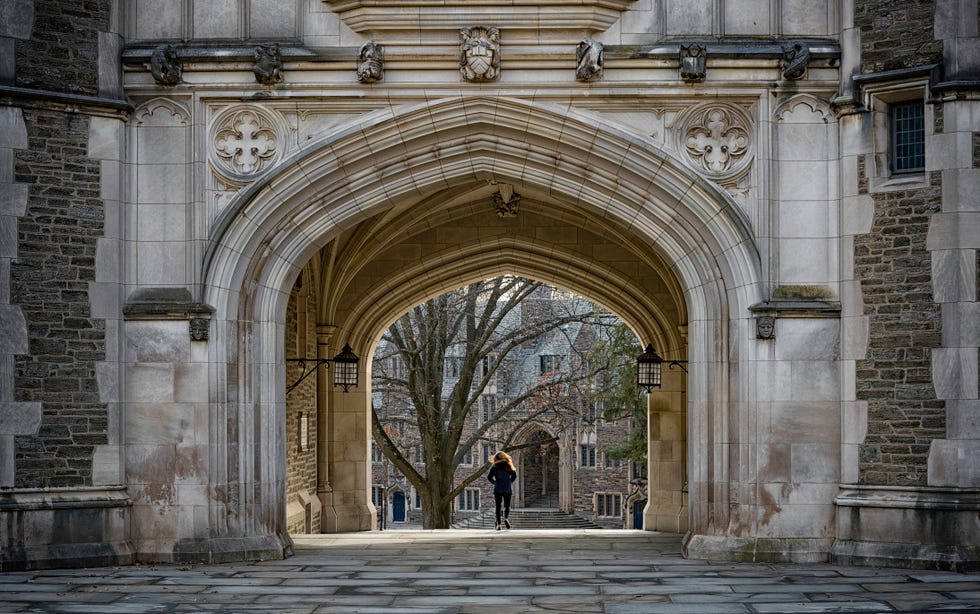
left=0, top=0, right=977, bottom=570
left=365, top=291, right=639, bottom=529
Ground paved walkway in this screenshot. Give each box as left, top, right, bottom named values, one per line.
left=1, top=530, right=979, bottom=613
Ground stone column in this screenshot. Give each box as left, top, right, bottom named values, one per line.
left=325, top=340, right=375, bottom=532
left=558, top=433, right=575, bottom=512
left=315, top=325, right=339, bottom=532
left=643, top=365, right=687, bottom=532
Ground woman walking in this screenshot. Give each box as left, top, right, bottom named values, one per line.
left=487, top=451, right=517, bottom=530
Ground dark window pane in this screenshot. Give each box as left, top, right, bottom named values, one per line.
left=892, top=101, right=924, bottom=173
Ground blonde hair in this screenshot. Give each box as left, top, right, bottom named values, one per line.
left=490, top=450, right=515, bottom=471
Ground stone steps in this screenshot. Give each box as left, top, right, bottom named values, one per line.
left=452, top=508, right=605, bottom=530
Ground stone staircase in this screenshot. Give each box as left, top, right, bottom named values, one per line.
left=452, top=507, right=605, bottom=530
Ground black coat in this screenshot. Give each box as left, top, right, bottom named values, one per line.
left=487, top=461, right=517, bottom=495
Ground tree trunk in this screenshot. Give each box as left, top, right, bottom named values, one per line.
left=421, top=499, right=452, bottom=529
left=420, top=464, right=454, bottom=529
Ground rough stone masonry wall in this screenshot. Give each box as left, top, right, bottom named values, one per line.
left=854, top=0, right=943, bottom=72
left=8, top=0, right=112, bottom=487
left=285, top=271, right=319, bottom=533
left=854, top=177, right=946, bottom=486
left=853, top=0, right=945, bottom=487
left=15, top=0, right=110, bottom=96
left=11, top=109, right=107, bottom=488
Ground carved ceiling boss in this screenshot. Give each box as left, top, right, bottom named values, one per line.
left=460, top=26, right=501, bottom=82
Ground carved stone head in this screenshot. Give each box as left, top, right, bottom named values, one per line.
left=190, top=318, right=210, bottom=342
left=679, top=43, right=706, bottom=83
left=460, top=26, right=501, bottom=82
left=357, top=41, right=385, bottom=83
left=253, top=43, right=284, bottom=85
left=150, top=44, right=182, bottom=86
left=575, top=39, right=603, bottom=82
left=781, top=42, right=810, bottom=80
left=756, top=315, right=775, bottom=340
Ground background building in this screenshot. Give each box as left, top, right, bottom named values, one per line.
left=0, top=0, right=977, bottom=571
left=364, top=284, right=641, bottom=529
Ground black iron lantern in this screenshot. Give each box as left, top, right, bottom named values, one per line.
left=332, top=343, right=360, bottom=392
left=636, top=344, right=663, bottom=392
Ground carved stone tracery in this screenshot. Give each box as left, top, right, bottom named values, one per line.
left=681, top=106, right=751, bottom=177
left=212, top=108, right=282, bottom=179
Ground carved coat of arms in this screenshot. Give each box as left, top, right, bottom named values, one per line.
left=460, top=26, right=500, bottom=82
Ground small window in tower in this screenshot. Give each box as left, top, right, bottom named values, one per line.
left=891, top=101, right=924, bottom=174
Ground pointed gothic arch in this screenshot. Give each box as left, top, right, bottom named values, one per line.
left=200, top=95, right=762, bottom=555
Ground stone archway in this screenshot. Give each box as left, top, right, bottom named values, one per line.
left=200, top=95, right=761, bottom=560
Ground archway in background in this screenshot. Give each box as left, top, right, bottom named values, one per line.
left=201, top=95, right=761, bottom=552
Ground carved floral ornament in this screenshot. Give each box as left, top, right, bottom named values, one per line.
left=211, top=106, right=284, bottom=181
left=678, top=105, right=753, bottom=178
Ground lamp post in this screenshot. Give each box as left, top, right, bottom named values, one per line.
left=635, top=344, right=687, bottom=392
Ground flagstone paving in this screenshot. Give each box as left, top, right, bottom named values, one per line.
left=0, top=530, right=978, bottom=613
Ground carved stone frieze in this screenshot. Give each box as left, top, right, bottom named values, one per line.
left=460, top=27, right=500, bottom=82
left=678, top=105, right=752, bottom=178
left=211, top=106, right=284, bottom=181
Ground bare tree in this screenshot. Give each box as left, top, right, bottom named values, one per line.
left=371, top=277, right=605, bottom=528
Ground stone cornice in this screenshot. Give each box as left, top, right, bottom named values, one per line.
left=123, top=288, right=215, bottom=321
left=0, top=85, right=132, bottom=116
left=749, top=299, right=841, bottom=318
left=122, top=44, right=354, bottom=66
left=320, top=0, right=636, bottom=35
left=606, top=39, right=840, bottom=61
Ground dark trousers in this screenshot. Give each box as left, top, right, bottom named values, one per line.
left=494, top=493, right=511, bottom=524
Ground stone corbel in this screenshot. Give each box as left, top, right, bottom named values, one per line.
left=150, top=44, right=182, bottom=86
left=750, top=287, right=842, bottom=339
left=253, top=43, right=284, bottom=85
left=356, top=41, right=384, bottom=83
left=575, top=39, right=603, bottom=82
left=679, top=43, right=706, bottom=83
left=781, top=42, right=810, bottom=81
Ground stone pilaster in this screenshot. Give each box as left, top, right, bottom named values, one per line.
left=315, top=324, right=340, bottom=532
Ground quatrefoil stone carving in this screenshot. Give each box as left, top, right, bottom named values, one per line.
left=682, top=106, right=751, bottom=177
left=212, top=107, right=282, bottom=180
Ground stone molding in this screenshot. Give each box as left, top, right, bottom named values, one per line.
left=833, top=484, right=980, bottom=571
left=123, top=288, right=215, bottom=321
left=0, top=85, right=131, bottom=114
left=321, top=0, right=636, bottom=36
left=835, top=484, right=980, bottom=511
left=0, top=486, right=134, bottom=571
left=749, top=299, right=842, bottom=318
